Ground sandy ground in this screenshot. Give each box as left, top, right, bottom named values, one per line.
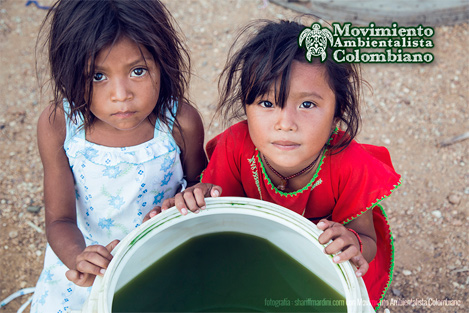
left=0, top=0, right=468, bottom=312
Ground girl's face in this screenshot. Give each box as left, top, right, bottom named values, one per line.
left=246, top=61, right=337, bottom=175
left=90, top=36, right=160, bottom=132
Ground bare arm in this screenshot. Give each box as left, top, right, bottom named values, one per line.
left=342, top=209, right=377, bottom=263
left=38, top=105, right=115, bottom=286
left=172, top=102, right=208, bottom=186
left=37, top=105, right=85, bottom=268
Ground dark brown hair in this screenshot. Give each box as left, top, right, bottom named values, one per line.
left=40, top=0, right=190, bottom=130
left=217, top=19, right=364, bottom=152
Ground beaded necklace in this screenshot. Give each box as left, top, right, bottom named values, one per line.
left=263, top=150, right=322, bottom=191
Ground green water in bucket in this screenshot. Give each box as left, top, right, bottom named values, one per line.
left=112, top=232, right=346, bottom=312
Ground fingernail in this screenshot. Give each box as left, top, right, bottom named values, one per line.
left=201, top=206, right=206, bottom=210
left=149, top=211, right=156, bottom=217
left=194, top=209, right=200, bottom=214
left=317, top=222, right=325, bottom=228
left=333, top=256, right=340, bottom=263
left=213, top=190, right=220, bottom=197
left=100, top=269, right=106, bottom=275
left=181, top=208, right=188, bottom=215
left=356, top=272, right=362, bottom=277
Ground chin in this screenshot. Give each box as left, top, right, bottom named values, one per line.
left=270, top=157, right=301, bottom=169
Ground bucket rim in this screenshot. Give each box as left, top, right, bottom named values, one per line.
left=87, top=197, right=370, bottom=313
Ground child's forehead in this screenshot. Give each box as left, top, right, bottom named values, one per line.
left=292, top=61, right=328, bottom=77
left=264, top=61, right=328, bottom=87
left=257, top=61, right=334, bottom=102
left=93, top=37, right=154, bottom=65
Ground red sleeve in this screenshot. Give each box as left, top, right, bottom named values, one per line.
left=330, top=141, right=401, bottom=223
left=201, top=122, right=249, bottom=197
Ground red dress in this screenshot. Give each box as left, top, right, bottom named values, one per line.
left=201, top=121, right=401, bottom=310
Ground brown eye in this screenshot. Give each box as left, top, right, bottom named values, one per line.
left=131, top=68, right=147, bottom=77
left=300, top=101, right=315, bottom=109
left=259, top=100, right=274, bottom=108
left=93, top=72, right=106, bottom=82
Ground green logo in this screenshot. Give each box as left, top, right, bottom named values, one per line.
left=298, top=23, right=334, bottom=62
left=298, top=22, right=435, bottom=63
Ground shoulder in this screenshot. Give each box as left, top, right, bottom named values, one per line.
left=175, top=101, right=202, bottom=125
left=330, top=131, right=374, bottom=161
left=37, top=103, right=66, bottom=147
left=172, top=102, right=204, bottom=147
left=230, top=120, right=249, bottom=132
left=206, top=121, right=253, bottom=157
left=328, top=131, right=398, bottom=175
left=37, top=103, right=71, bottom=171
left=220, top=120, right=250, bottom=142
left=331, top=139, right=369, bottom=162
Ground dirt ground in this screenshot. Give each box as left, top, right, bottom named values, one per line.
left=0, top=0, right=468, bottom=312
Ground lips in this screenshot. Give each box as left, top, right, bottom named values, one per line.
left=113, top=111, right=136, bottom=118
left=272, top=140, right=300, bottom=150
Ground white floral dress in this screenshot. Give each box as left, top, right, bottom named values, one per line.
left=30, top=101, right=186, bottom=313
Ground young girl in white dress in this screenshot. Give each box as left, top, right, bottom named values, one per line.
left=30, top=1, right=207, bottom=312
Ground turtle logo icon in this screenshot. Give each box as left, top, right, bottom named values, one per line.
left=299, top=23, right=334, bottom=62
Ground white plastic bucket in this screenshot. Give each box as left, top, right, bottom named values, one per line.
left=78, top=197, right=374, bottom=313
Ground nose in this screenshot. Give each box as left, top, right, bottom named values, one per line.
left=110, top=78, right=133, bottom=102
left=275, top=106, right=297, bottom=131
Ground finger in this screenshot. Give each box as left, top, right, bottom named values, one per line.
left=106, top=239, right=120, bottom=253
left=209, top=185, right=222, bottom=198
left=66, top=270, right=95, bottom=287
left=193, top=187, right=207, bottom=210
left=75, top=257, right=108, bottom=277
left=317, top=219, right=334, bottom=231
left=182, top=191, right=200, bottom=213
left=147, top=207, right=162, bottom=219
left=81, top=245, right=113, bottom=261
left=318, top=224, right=344, bottom=245
left=80, top=274, right=96, bottom=287
left=143, top=208, right=158, bottom=223
left=323, top=234, right=354, bottom=255
left=173, top=193, right=188, bottom=215
left=65, top=269, right=81, bottom=283
left=76, top=247, right=114, bottom=275
left=350, top=255, right=369, bottom=277
left=161, top=198, right=175, bottom=211
left=331, top=244, right=360, bottom=262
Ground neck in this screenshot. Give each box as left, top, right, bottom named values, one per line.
left=86, top=117, right=155, bottom=147
left=262, top=150, right=323, bottom=192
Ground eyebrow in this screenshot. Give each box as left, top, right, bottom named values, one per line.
left=295, top=91, right=324, bottom=100
left=265, top=87, right=325, bottom=101
left=95, top=54, right=155, bottom=71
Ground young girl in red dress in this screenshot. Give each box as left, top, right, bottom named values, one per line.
left=146, top=19, right=401, bottom=310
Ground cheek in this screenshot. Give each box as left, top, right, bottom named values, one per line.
left=150, top=70, right=161, bottom=93
left=245, top=105, right=267, bottom=124
left=148, top=79, right=161, bottom=103
left=247, top=120, right=267, bottom=148
left=153, top=84, right=161, bottom=99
